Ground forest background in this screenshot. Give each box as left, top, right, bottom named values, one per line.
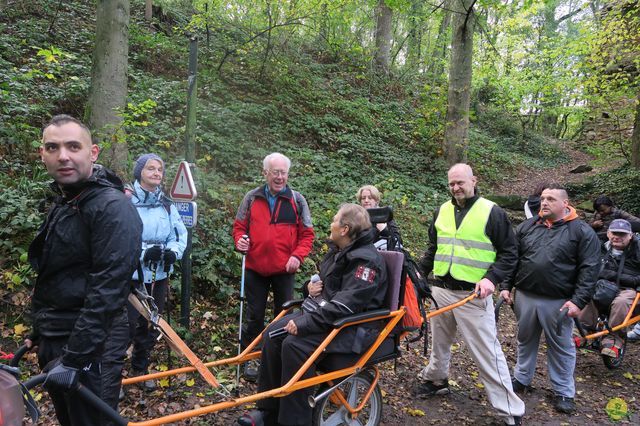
left=0, top=0, right=639, bottom=423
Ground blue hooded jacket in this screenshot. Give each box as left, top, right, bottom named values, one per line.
left=131, top=180, right=188, bottom=283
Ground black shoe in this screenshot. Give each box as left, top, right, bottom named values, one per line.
left=511, top=378, right=532, bottom=393
left=243, top=361, right=259, bottom=383
left=414, top=379, right=450, bottom=396
left=553, top=395, right=576, bottom=414
left=504, top=415, right=522, bottom=426
left=238, top=409, right=273, bottom=426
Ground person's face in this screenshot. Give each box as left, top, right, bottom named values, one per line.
left=40, top=122, right=99, bottom=186
left=329, top=212, right=349, bottom=248
left=608, top=230, right=632, bottom=250
left=263, top=157, right=289, bottom=194
left=140, top=159, right=163, bottom=191
left=539, top=189, right=569, bottom=220
left=597, top=205, right=613, bottom=217
left=359, top=190, right=379, bottom=209
left=448, top=168, right=476, bottom=205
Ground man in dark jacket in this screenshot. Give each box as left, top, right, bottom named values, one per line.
left=238, top=203, right=388, bottom=426
left=232, top=152, right=315, bottom=380
left=415, top=163, right=524, bottom=426
left=578, top=219, right=640, bottom=357
left=26, top=115, right=142, bottom=425
left=500, top=184, right=600, bottom=414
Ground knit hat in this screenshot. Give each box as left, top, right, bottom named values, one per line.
left=133, top=153, right=164, bottom=182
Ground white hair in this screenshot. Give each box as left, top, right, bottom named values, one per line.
left=263, top=152, right=291, bottom=171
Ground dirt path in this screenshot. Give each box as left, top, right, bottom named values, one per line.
left=492, top=140, right=601, bottom=197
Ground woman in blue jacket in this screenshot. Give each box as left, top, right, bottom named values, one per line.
left=127, top=153, right=188, bottom=385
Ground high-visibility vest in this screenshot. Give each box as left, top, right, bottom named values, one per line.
left=433, top=198, right=496, bottom=283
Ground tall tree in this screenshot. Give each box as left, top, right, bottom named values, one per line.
left=145, top=0, right=153, bottom=21
left=632, top=94, right=640, bottom=168
left=374, top=0, right=392, bottom=75
left=86, top=0, right=130, bottom=177
left=443, top=0, right=475, bottom=165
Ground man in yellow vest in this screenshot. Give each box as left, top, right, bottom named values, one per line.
left=415, top=163, right=525, bottom=426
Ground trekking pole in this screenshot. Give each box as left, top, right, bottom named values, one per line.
left=235, top=235, right=248, bottom=396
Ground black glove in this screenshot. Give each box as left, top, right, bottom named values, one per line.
left=163, top=250, right=177, bottom=272
left=43, top=359, right=79, bottom=391
left=143, top=245, right=163, bottom=263
left=599, top=270, right=617, bottom=281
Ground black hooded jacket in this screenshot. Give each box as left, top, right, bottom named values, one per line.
left=599, top=237, right=640, bottom=290
left=28, top=165, right=142, bottom=368
left=295, top=228, right=388, bottom=352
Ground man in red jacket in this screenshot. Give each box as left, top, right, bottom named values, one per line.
left=233, top=152, right=315, bottom=381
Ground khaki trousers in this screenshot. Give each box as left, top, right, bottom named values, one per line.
left=421, top=286, right=525, bottom=420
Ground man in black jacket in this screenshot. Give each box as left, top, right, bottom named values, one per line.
left=578, top=219, right=640, bottom=357
left=238, top=203, right=388, bottom=426
left=26, top=115, right=142, bottom=425
left=500, top=184, right=600, bottom=414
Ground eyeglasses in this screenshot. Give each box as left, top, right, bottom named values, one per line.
left=268, top=169, right=288, bottom=177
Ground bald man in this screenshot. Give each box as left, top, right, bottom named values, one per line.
left=500, top=184, right=600, bottom=414
left=416, top=163, right=524, bottom=426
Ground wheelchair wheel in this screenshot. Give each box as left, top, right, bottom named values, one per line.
left=311, top=370, right=382, bottom=426
left=602, top=338, right=626, bottom=370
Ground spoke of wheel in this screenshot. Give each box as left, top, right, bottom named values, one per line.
left=324, top=409, right=345, bottom=426
left=346, top=381, right=360, bottom=406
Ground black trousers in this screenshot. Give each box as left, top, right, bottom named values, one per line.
left=242, top=270, right=295, bottom=349
left=127, top=278, right=169, bottom=373
left=38, top=309, right=129, bottom=426
left=257, top=313, right=328, bottom=426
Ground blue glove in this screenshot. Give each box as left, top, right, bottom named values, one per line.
left=44, top=360, right=79, bottom=391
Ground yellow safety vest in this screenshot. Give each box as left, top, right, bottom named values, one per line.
left=433, top=197, right=496, bottom=283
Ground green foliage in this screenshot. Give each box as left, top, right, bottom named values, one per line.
left=567, top=166, right=640, bottom=215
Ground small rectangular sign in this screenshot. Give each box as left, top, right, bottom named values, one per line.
left=174, top=201, right=197, bottom=228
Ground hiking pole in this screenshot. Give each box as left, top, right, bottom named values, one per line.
left=235, top=235, right=249, bottom=396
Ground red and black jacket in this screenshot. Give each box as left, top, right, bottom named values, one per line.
left=233, top=185, right=314, bottom=276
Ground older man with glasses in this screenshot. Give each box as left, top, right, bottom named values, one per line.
left=233, top=152, right=315, bottom=381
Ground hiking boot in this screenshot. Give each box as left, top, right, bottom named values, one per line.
left=553, top=395, right=576, bottom=414
left=627, top=324, right=640, bottom=342
left=243, top=360, right=260, bottom=383
left=511, top=377, right=532, bottom=393
left=414, top=379, right=449, bottom=396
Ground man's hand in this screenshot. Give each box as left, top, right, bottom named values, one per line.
left=236, top=235, right=250, bottom=253
left=499, top=289, right=513, bottom=305
left=308, top=280, right=323, bottom=297
left=591, top=220, right=603, bottom=229
left=475, top=278, right=495, bottom=299
left=25, top=338, right=35, bottom=350
left=285, top=256, right=301, bottom=273
left=561, top=300, right=581, bottom=318
left=284, top=319, right=298, bottom=335
left=44, top=360, right=79, bottom=391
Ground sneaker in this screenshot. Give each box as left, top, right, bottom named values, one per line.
left=414, top=379, right=450, bottom=396
left=600, top=336, right=623, bottom=358
left=627, top=324, right=640, bottom=342
left=553, top=395, right=576, bottom=414
left=238, top=409, right=274, bottom=426
left=511, top=378, right=532, bottom=393
left=243, top=360, right=259, bottom=383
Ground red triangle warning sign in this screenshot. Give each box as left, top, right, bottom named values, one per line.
left=170, top=161, right=197, bottom=200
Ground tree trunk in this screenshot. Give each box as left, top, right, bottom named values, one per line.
left=406, top=0, right=423, bottom=70
left=86, top=0, right=130, bottom=178
left=443, top=0, right=475, bottom=165
left=631, top=93, right=640, bottom=168
left=428, top=2, right=452, bottom=86
left=145, top=0, right=152, bottom=21
left=374, top=0, right=392, bottom=75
